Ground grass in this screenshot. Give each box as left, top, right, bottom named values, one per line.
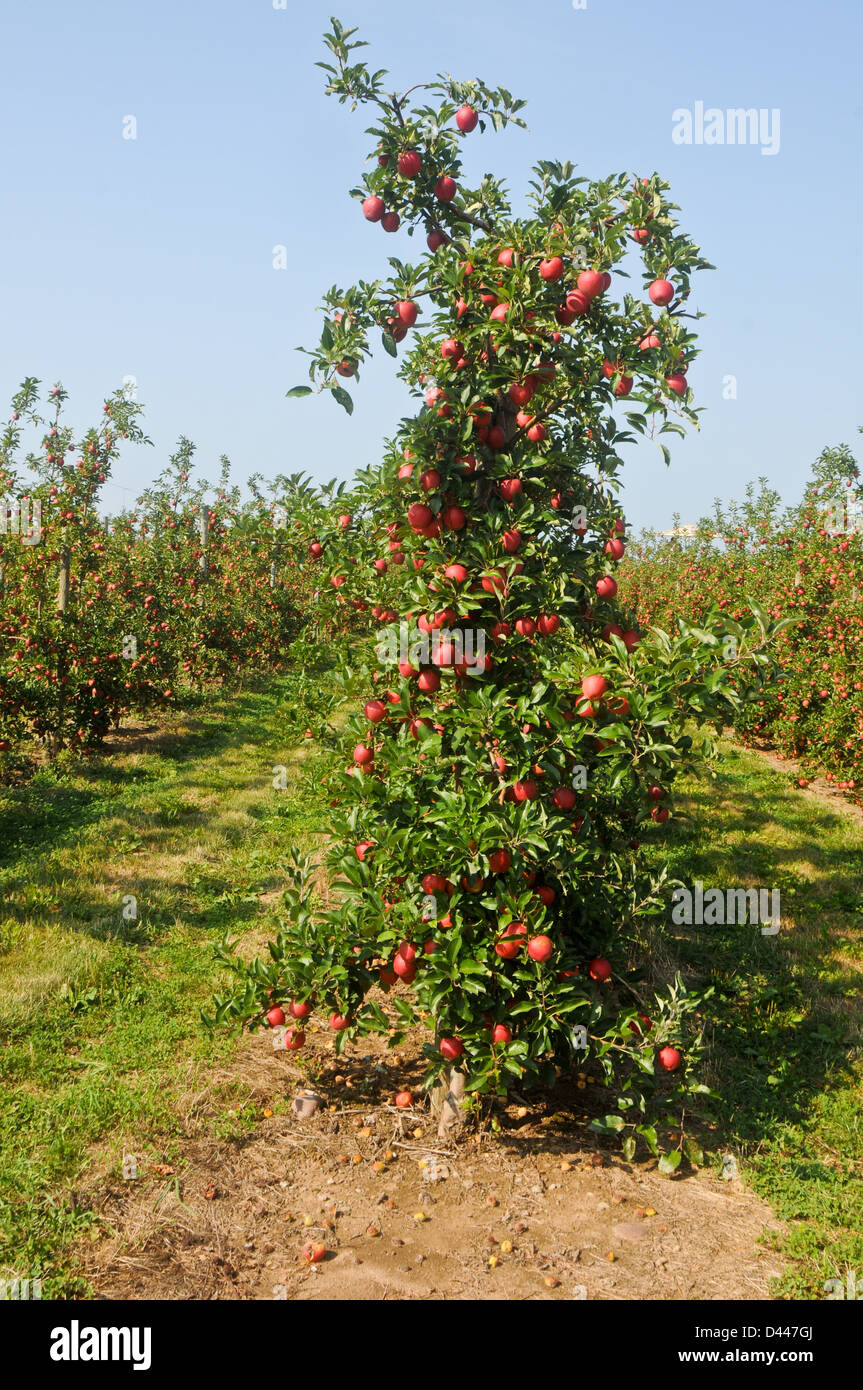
left=648, top=740, right=863, bottom=1299
left=0, top=677, right=323, bottom=1297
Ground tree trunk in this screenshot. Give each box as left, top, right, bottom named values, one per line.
left=431, top=1066, right=468, bottom=1138
left=56, top=548, right=71, bottom=614
left=199, top=504, right=209, bottom=578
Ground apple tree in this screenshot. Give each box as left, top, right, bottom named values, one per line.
left=209, top=19, right=784, bottom=1158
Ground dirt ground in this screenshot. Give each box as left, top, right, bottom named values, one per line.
left=745, top=741, right=863, bottom=826
left=77, top=1019, right=784, bottom=1302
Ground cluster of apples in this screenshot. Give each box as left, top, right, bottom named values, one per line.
left=264, top=998, right=352, bottom=1050
left=360, top=104, right=480, bottom=239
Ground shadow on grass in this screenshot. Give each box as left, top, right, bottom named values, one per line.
left=0, top=680, right=310, bottom=941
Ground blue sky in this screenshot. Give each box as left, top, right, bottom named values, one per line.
left=1, top=0, right=861, bottom=528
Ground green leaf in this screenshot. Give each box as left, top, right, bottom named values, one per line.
left=658, top=1148, right=682, bottom=1174
left=589, top=1114, right=625, bottom=1134
left=381, top=330, right=397, bottom=357
left=331, top=385, right=354, bottom=415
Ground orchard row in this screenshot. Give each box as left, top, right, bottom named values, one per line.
left=0, top=381, right=339, bottom=760
left=618, top=446, right=863, bottom=795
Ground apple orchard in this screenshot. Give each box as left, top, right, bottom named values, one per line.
left=208, top=20, right=787, bottom=1159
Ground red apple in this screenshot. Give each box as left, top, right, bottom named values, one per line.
left=489, top=848, right=511, bottom=874
left=577, top=269, right=605, bottom=299
left=658, top=1046, right=682, bottom=1072
left=495, top=921, right=527, bottom=958
left=539, top=256, right=564, bottom=282
left=513, top=778, right=538, bottom=802
left=393, top=954, right=417, bottom=982
left=565, top=290, right=591, bottom=315
left=362, top=195, right=385, bottom=222
left=485, top=424, right=506, bottom=450
left=499, top=478, right=522, bottom=502
left=381, top=211, right=400, bottom=232
left=509, top=381, right=534, bottom=407
left=648, top=278, right=674, bottom=306
left=439, top=1037, right=464, bottom=1060
left=595, top=575, right=618, bottom=600
left=395, top=300, right=419, bottom=327
left=538, top=613, right=560, bottom=635
left=552, top=786, right=576, bottom=811
left=266, top=1006, right=286, bottom=1027
left=456, top=104, right=479, bottom=133
left=502, top=528, right=522, bottom=553
left=581, top=674, right=608, bottom=700
left=527, top=935, right=553, bottom=962
left=329, top=1012, right=350, bottom=1031
left=289, top=999, right=312, bottom=1019
left=434, top=174, right=457, bottom=202
left=417, top=668, right=441, bottom=694
left=589, top=957, right=611, bottom=982
left=492, top=1023, right=512, bottom=1044
left=397, top=149, right=422, bottom=177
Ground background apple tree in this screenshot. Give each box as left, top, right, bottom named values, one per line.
left=209, top=17, right=786, bottom=1159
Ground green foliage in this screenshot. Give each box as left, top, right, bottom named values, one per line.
left=619, top=437, right=863, bottom=792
